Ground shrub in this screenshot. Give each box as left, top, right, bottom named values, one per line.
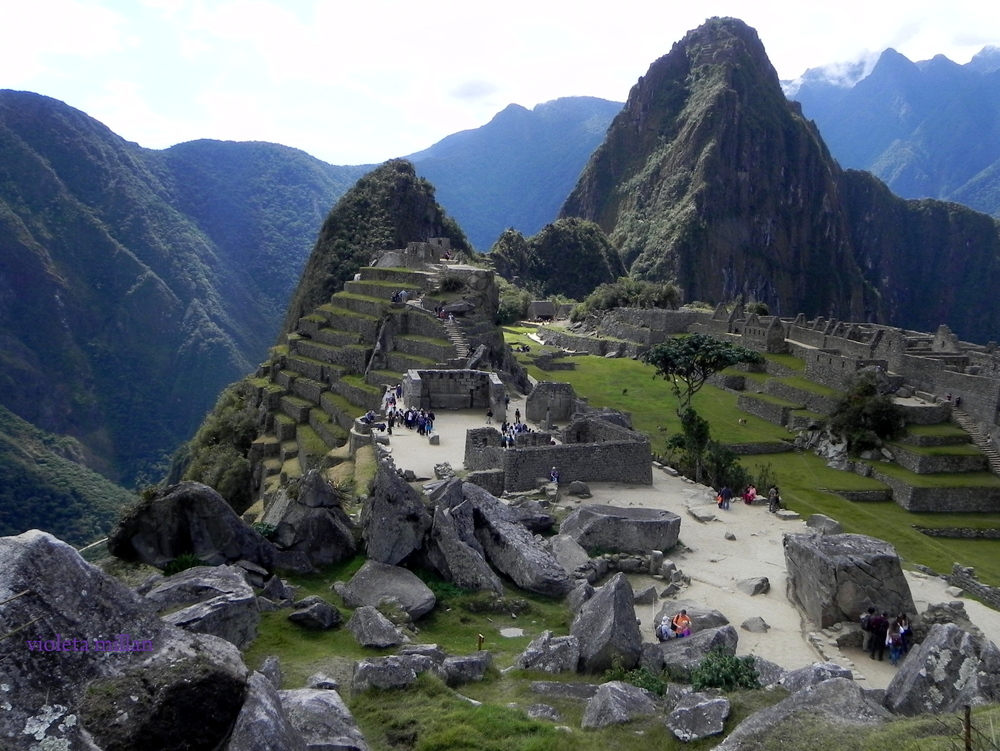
left=603, top=658, right=671, bottom=695
left=829, top=372, right=906, bottom=453
left=163, top=553, right=204, bottom=576
left=691, top=648, right=760, bottom=691
left=252, top=522, right=277, bottom=540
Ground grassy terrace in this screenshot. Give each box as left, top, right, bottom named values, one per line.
left=764, top=352, right=805, bottom=371
left=906, top=423, right=970, bottom=438
left=775, top=375, right=843, bottom=398
left=504, top=327, right=1000, bottom=586
left=888, top=441, right=983, bottom=456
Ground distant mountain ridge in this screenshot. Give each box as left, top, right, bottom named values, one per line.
left=0, top=90, right=366, bottom=483
left=561, top=17, right=1000, bottom=343
left=787, top=46, right=1000, bottom=217
left=407, top=97, right=621, bottom=250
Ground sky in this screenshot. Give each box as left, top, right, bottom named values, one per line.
left=2, top=0, right=998, bottom=165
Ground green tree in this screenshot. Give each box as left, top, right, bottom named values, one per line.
left=829, top=372, right=906, bottom=453
left=641, top=334, right=763, bottom=414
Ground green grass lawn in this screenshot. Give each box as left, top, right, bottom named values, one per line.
left=775, top=375, right=843, bottom=399
left=888, top=441, right=983, bottom=457
left=906, top=423, right=970, bottom=438
left=503, top=329, right=1000, bottom=586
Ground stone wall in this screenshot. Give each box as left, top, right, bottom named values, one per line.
left=914, top=526, right=1000, bottom=539
left=501, top=438, right=652, bottom=492
left=870, top=468, right=1000, bottom=512
left=891, top=446, right=987, bottom=474
left=764, top=380, right=839, bottom=414
left=526, top=381, right=580, bottom=423
left=736, top=394, right=794, bottom=426
left=536, top=328, right=640, bottom=358
left=946, top=565, right=1000, bottom=610
left=403, top=369, right=505, bottom=412
left=596, top=308, right=710, bottom=345
left=464, top=427, right=504, bottom=472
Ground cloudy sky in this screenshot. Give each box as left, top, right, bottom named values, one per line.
left=2, top=0, right=998, bottom=165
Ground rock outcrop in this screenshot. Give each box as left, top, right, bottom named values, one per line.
left=666, top=692, right=730, bottom=742
left=513, top=630, right=581, bottom=673
left=783, top=532, right=915, bottom=628
left=265, top=470, right=357, bottom=568
left=580, top=681, right=658, bottom=729
left=335, top=559, right=436, bottom=619
left=346, top=606, right=410, bottom=648
left=226, top=672, right=305, bottom=751
left=362, top=458, right=432, bottom=565
left=108, top=481, right=275, bottom=570
left=278, top=688, right=370, bottom=751
left=644, top=626, right=740, bottom=681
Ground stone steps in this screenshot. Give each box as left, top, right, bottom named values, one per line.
left=444, top=318, right=471, bottom=358
left=953, top=409, right=1000, bottom=475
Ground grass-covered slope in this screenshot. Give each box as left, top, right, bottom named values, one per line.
left=0, top=404, right=135, bottom=546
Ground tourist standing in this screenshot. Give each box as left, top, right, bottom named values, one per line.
left=868, top=612, right=889, bottom=661
left=768, top=486, right=781, bottom=513
left=860, top=607, right=875, bottom=654
left=720, top=485, right=733, bottom=511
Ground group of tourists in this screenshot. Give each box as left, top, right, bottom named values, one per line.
left=389, top=289, right=411, bottom=304
left=655, top=609, right=692, bottom=641
left=860, top=608, right=911, bottom=666
left=499, top=419, right=536, bottom=448
left=714, top=484, right=781, bottom=512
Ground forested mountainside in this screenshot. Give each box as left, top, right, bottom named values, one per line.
left=788, top=46, right=1000, bottom=218
left=408, top=97, right=621, bottom=251
left=0, top=90, right=365, bottom=485
left=560, top=18, right=1000, bottom=344
left=282, top=159, right=471, bottom=334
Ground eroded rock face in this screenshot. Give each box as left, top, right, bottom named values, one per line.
left=108, top=481, right=275, bottom=570
left=783, top=533, right=915, bottom=628
left=645, top=626, right=739, bottom=682
left=883, top=623, right=1000, bottom=715
left=144, top=565, right=260, bottom=650
left=424, top=505, right=503, bottom=594
left=336, top=560, right=436, bottom=619
left=779, top=662, right=853, bottom=695
left=362, top=459, right=431, bottom=565
left=560, top=504, right=681, bottom=555
left=345, top=606, right=409, bottom=649
left=714, top=678, right=890, bottom=750
left=571, top=572, right=643, bottom=673
left=1, top=530, right=251, bottom=751
left=226, top=672, right=305, bottom=751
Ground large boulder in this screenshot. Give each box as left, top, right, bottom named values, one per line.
left=644, top=626, right=739, bottom=681
left=435, top=651, right=493, bottom=686
left=288, top=596, right=342, bottom=630
left=571, top=572, right=643, bottom=673
left=362, top=458, right=432, bottom=565
left=883, top=623, right=1000, bottom=715
left=513, top=631, right=581, bottom=673
left=783, top=533, right=915, bottom=628
left=714, top=678, right=890, bottom=750
left=278, top=688, right=370, bottom=751
left=581, top=681, right=658, bottom=729
left=350, top=655, right=434, bottom=693
left=560, top=504, right=681, bottom=555
left=424, top=505, right=504, bottom=594
left=464, top=483, right=573, bottom=597
left=264, top=470, right=357, bottom=568
left=226, top=671, right=305, bottom=751
left=336, top=560, right=436, bottom=619
left=108, top=481, right=275, bottom=570
left=666, top=692, right=730, bottom=742
left=548, top=534, right=592, bottom=580
left=144, top=564, right=260, bottom=650
left=1, top=530, right=250, bottom=751
left=345, top=606, right=409, bottom=648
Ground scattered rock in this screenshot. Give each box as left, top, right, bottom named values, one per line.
left=567, top=480, right=592, bottom=498
left=581, top=681, right=658, bottom=729
left=666, top=692, right=730, bottom=741
left=806, top=514, right=843, bottom=534
left=724, top=531, right=736, bottom=541
left=144, top=564, right=260, bottom=649
left=434, top=462, right=455, bottom=480
left=227, top=671, right=305, bottom=751
left=262, top=575, right=295, bottom=604
left=513, top=631, right=581, bottom=673
left=306, top=672, right=340, bottom=690
left=634, top=584, right=658, bottom=605
left=336, top=559, right=436, bottom=619
left=436, top=651, right=493, bottom=686
left=779, top=662, right=853, bottom=694
left=741, top=617, right=770, bottom=633
left=263, top=470, right=357, bottom=568
left=260, top=655, right=283, bottom=690
left=351, top=656, right=426, bottom=693
left=346, top=605, right=410, bottom=648
left=688, top=506, right=718, bottom=523
left=278, top=688, right=370, bottom=751
left=945, top=586, right=964, bottom=597
left=288, top=596, right=342, bottom=630
left=527, top=704, right=563, bottom=722
left=737, top=577, right=770, bottom=596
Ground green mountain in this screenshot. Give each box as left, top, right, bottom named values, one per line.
left=0, top=404, right=135, bottom=546
left=283, top=159, right=472, bottom=333
left=0, top=90, right=365, bottom=485
left=787, top=47, right=1000, bottom=217
left=408, top=97, right=621, bottom=251
left=560, top=18, right=1000, bottom=343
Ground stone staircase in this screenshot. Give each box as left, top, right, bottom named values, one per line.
left=952, top=408, right=1000, bottom=475
left=247, top=264, right=461, bottom=496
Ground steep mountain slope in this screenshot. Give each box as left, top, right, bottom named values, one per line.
left=562, top=18, right=878, bottom=322
left=408, top=97, right=621, bottom=250
left=789, top=47, right=1000, bottom=217
left=561, top=18, right=1000, bottom=343
left=282, top=159, right=471, bottom=333
left=0, top=90, right=362, bottom=484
